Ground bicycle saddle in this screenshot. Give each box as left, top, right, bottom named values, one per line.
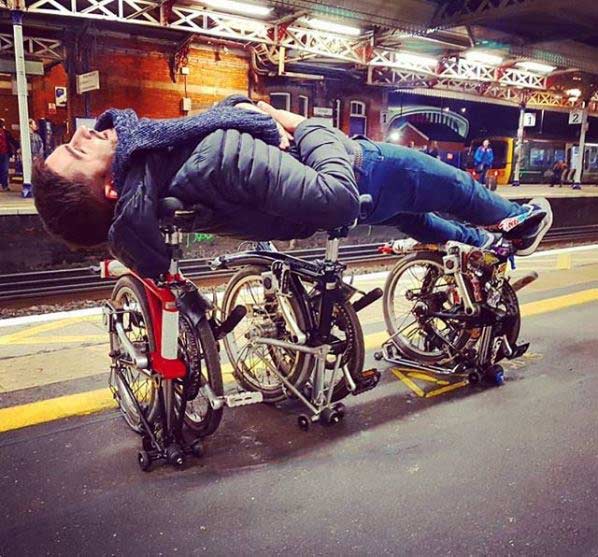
left=158, top=197, right=195, bottom=230
left=359, top=194, right=373, bottom=220
left=327, top=194, right=373, bottom=239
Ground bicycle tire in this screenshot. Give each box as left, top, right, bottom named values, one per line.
left=110, top=275, right=160, bottom=432
left=221, top=265, right=312, bottom=403
left=325, top=299, right=365, bottom=402
left=179, top=316, right=224, bottom=437
left=383, top=251, right=471, bottom=364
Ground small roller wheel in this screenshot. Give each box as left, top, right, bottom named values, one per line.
left=467, top=370, right=481, bottom=385
left=166, top=445, right=185, bottom=467
left=321, top=407, right=343, bottom=426
left=190, top=439, right=204, bottom=458
left=333, top=402, right=346, bottom=419
left=483, top=365, right=505, bottom=387
left=297, top=414, right=310, bottom=431
left=374, top=351, right=383, bottom=361
left=138, top=450, right=151, bottom=472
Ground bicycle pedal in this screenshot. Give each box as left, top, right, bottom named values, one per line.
left=224, top=391, right=264, bottom=407
left=352, top=369, right=381, bottom=395
left=507, top=342, right=530, bottom=360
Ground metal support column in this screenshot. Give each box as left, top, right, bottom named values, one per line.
left=572, top=103, right=589, bottom=190
left=11, top=10, right=33, bottom=198
left=511, top=103, right=526, bottom=187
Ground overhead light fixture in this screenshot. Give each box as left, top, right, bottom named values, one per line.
left=389, top=131, right=400, bottom=142
left=516, top=61, right=556, bottom=74
left=393, top=52, right=437, bottom=67
left=202, top=0, right=271, bottom=16
left=464, top=50, right=504, bottom=66
left=566, top=88, right=582, bottom=98
left=306, top=18, right=361, bottom=36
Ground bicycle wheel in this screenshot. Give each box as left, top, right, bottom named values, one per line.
left=221, top=265, right=312, bottom=403
left=494, top=281, right=521, bottom=363
left=383, top=252, right=471, bottom=364
left=110, top=276, right=159, bottom=432
left=313, top=297, right=365, bottom=402
left=177, top=316, right=224, bottom=437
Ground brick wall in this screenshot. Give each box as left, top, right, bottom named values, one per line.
left=23, top=33, right=390, bottom=143
left=254, top=77, right=388, bottom=141
left=0, top=79, right=25, bottom=134
left=28, top=37, right=250, bottom=137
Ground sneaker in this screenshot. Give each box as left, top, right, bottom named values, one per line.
left=497, top=203, right=547, bottom=236
left=480, top=231, right=515, bottom=260
left=510, top=197, right=553, bottom=256
left=377, top=238, right=420, bottom=255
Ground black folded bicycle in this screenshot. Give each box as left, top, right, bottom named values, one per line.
left=213, top=197, right=383, bottom=430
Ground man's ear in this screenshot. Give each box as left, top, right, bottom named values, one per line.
left=104, top=180, right=118, bottom=201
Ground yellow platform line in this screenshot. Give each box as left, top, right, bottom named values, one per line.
left=0, top=388, right=115, bottom=434
left=424, top=381, right=469, bottom=398
left=1, top=287, right=598, bottom=434
left=520, top=288, right=598, bottom=318
left=407, top=371, right=450, bottom=385
left=0, top=316, right=100, bottom=346
left=391, top=369, right=425, bottom=397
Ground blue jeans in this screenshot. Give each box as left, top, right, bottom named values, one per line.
left=356, top=140, right=525, bottom=247
left=0, top=153, right=9, bottom=189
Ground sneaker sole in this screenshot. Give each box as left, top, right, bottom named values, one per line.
left=503, top=210, right=546, bottom=237
left=515, top=207, right=553, bottom=256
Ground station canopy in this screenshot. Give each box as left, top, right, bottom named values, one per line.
left=0, top=0, right=597, bottom=112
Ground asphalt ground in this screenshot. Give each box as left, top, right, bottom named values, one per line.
left=1, top=246, right=598, bottom=556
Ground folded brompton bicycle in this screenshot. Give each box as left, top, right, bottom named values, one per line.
left=374, top=239, right=538, bottom=385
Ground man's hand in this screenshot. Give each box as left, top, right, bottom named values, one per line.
left=256, top=101, right=306, bottom=134
left=235, top=101, right=292, bottom=150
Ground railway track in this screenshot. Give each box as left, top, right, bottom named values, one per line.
left=2, top=224, right=598, bottom=302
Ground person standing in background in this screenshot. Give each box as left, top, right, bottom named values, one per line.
left=21, top=119, right=44, bottom=199
left=29, top=119, right=44, bottom=161
left=474, top=138, right=494, bottom=186
left=0, top=118, right=19, bottom=192
left=550, top=159, right=567, bottom=188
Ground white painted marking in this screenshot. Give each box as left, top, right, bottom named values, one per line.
left=0, top=307, right=103, bottom=329
left=527, top=243, right=598, bottom=258
left=160, top=309, right=179, bottom=359
left=2, top=243, right=597, bottom=327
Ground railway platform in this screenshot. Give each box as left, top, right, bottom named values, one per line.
left=1, top=244, right=598, bottom=555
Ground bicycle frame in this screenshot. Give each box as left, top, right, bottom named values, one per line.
left=377, top=240, right=537, bottom=383
left=101, top=260, right=187, bottom=380
left=214, top=233, right=382, bottom=427
left=213, top=237, right=353, bottom=348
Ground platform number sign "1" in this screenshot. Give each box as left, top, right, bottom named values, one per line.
left=523, top=112, right=536, bottom=127
left=569, top=109, right=583, bottom=125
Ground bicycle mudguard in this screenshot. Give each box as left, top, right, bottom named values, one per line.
left=176, top=283, right=213, bottom=329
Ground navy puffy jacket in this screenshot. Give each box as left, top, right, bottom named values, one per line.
left=109, top=119, right=360, bottom=277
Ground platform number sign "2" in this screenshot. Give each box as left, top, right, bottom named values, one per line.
left=569, top=110, right=583, bottom=125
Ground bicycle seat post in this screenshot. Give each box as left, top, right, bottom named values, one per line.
left=325, top=226, right=348, bottom=264
left=325, top=236, right=340, bottom=263
left=162, top=225, right=183, bottom=276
